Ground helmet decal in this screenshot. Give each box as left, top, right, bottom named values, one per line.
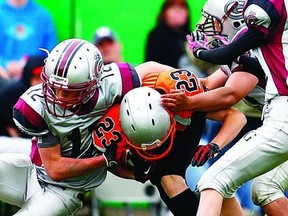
left=223, top=0, right=244, bottom=21
left=54, top=39, right=84, bottom=78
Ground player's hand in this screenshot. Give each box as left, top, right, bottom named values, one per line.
left=131, top=154, right=154, bottom=183
left=103, top=144, right=118, bottom=167
left=186, top=31, right=209, bottom=58
left=115, top=145, right=131, bottom=165
left=211, top=35, right=229, bottom=48
left=191, top=143, right=220, bottom=167
left=161, top=89, right=190, bottom=112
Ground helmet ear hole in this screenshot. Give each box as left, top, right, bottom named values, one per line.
left=232, top=20, right=241, bottom=28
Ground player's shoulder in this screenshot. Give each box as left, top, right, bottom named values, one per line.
left=92, top=104, right=122, bottom=151
left=103, top=62, right=136, bottom=74
left=100, top=62, right=141, bottom=100
left=13, top=84, right=48, bottom=136
left=244, top=0, right=280, bottom=29
left=20, top=84, right=44, bottom=109
left=143, top=69, right=203, bottom=96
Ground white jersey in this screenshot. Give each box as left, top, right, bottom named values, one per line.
left=244, top=0, right=288, bottom=100
left=13, top=62, right=141, bottom=192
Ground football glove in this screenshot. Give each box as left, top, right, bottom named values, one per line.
left=131, top=154, right=155, bottom=183
left=103, top=143, right=118, bottom=167
left=186, top=31, right=209, bottom=58
left=191, top=143, right=220, bottom=167
left=211, top=35, right=229, bottom=48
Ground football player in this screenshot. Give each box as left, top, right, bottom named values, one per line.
left=92, top=68, right=246, bottom=216
left=0, top=38, right=174, bottom=215
left=161, top=0, right=288, bottom=215
left=162, top=0, right=264, bottom=214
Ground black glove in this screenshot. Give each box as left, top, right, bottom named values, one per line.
left=103, top=144, right=118, bottom=167
left=191, top=143, right=220, bottom=167
left=131, top=154, right=154, bottom=183
left=210, top=34, right=229, bottom=49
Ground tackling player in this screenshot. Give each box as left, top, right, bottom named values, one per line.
left=0, top=38, right=174, bottom=215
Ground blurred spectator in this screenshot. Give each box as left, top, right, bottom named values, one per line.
left=93, top=26, right=123, bottom=64
left=0, top=0, right=57, bottom=88
left=145, top=0, right=191, bottom=68
left=0, top=55, right=45, bottom=138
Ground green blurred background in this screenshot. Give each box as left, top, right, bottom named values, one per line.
left=35, top=0, right=206, bottom=65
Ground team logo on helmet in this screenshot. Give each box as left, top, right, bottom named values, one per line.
left=224, top=0, right=245, bottom=20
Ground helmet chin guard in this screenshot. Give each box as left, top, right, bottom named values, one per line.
left=120, top=87, right=176, bottom=161
left=133, top=120, right=176, bottom=161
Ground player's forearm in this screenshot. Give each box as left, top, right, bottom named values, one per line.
left=197, top=28, right=264, bottom=65
left=210, top=109, right=247, bottom=149
left=108, top=164, right=134, bottom=180
left=186, top=87, right=240, bottom=112
left=43, top=156, right=107, bottom=181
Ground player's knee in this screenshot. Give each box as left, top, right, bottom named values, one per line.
left=0, top=153, right=32, bottom=179
left=161, top=175, right=187, bottom=198
left=252, top=178, right=264, bottom=206
left=251, top=177, right=282, bottom=207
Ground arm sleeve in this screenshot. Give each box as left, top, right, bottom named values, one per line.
left=197, top=28, right=265, bottom=65
left=37, top=132, right=60, bottom=148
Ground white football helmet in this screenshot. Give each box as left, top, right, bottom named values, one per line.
left=41, top=38, right=104, bottom=117
left=197, top=0, right=246, bottom=40
left=120, top=87, right=176, bottom=161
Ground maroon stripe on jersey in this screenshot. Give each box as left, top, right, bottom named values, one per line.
left=117, top=63, right=141, bottom=96
left=14, top=98, right=47, bottom=130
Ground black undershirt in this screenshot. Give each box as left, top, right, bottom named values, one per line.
left=198, top=28, right=265, bottom=65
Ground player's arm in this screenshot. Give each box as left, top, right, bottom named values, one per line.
left=205, top=108, right=246, bottom=149
left=162, top=70, right=258, bottom=112
left=38, top=142, right=108, bottom=181
left=37, top=131, right=117, bottom=181
left=195, top=28, right=264, bottom=65
left=108, top=164, right=134, bottom=180
left=191, top=108, right=247, bottom=167
left=135, top=61, right=174, bottom=79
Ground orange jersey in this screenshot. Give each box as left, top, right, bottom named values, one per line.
left=142, top=69, right=204, bottom=130
left=91, top=105, right=137, bottom=168
left=92, top=105, right=123, bottom=151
